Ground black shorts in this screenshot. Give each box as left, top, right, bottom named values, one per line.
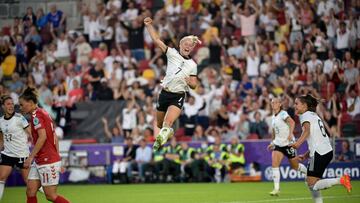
left=274, top=145, right=296, bottom=159
left=0, top=153, right=27, bottom=169
left=157, top=90, right=185, bottom=112
left=307, top=151, right=333, bottom=178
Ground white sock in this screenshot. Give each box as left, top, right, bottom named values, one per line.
left=38, top=186, right=44, bottom=193
left=313, top=178, right=341, bottom=191
left=298, top=163, right=307, bottom=175
left=309, top=186, right=323, bottom=203
left=0, top=181, right=5, bottom=200
left=272, top=168, right=280, bottom=191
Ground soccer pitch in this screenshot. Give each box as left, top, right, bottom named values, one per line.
left=3, top=181, right=359, bottom=203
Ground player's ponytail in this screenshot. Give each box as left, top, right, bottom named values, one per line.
left=297, top=94, right=321, bottom=112
left=20, top=87, right=39, bottom=104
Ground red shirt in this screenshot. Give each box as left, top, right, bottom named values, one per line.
left=31, top=108, right=60, bottom=165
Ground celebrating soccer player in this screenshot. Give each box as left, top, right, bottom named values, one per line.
left=291, top=94, right=352, bottom=203
left=0, top=95, right=32, bottom=200
left=144, top=17, right=201, bottom=151
left=19, top=88, right=70, bottom=203
left=267, top=97, right=307, bottom=196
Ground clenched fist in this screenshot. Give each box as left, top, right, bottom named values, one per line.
left=144, top=17, right=152, bottom=26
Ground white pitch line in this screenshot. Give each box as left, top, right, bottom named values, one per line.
left=219, top=194, right=360, bottom=203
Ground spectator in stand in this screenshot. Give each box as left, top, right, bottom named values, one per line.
left=97, top=78, right=114, bottom=101
left=23, top=7, right=36, bottom=35
left=47, top=4, right=66, bottom=34
left=101, top=116, right=124, bottom=143
left=336, top=140, right=355, bottom=162
left=120, top=18, right=145, bottom=61
left=122, top=97, right=141, bottom=137
left=112, top=137, right=137, bottom=183
left=129, top=139, right=152, bottom=182
left=75, top=35, right=92, bottom=65
left=250, top=111, right=269, bottom=139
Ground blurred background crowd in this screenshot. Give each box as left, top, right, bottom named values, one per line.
left=0, top=0, right=359, bottom=180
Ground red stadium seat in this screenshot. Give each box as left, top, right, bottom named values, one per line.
left=246, top=134, right=259, bottom=140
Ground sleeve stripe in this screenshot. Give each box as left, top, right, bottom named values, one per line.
left=165, top=46, right=168, bottom=54
left=23, top=125, right=30, bottom=129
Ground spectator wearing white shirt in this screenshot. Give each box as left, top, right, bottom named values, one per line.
left=115, top=22, right=128, bottom=46
left=121, top=2, right=138, bottom=21
left=306, top=52, right=322, bottom=73
left=75, top=35, right=92, bottom=64
left=166, top=0, right=181, bottom=22
left=323, top=50, right=337, bottom=74
left=51, top=31, right=70, bottom=63
left=244, top=38, right=260, bottom=78
left=335, top=22, right=350, bottom=59
left=129, top=139, right=152, bottom=182
left=260, top=11, right=278, bottom=40
left=122, top=98, right=140, bottom=137
left=88, top=13, right=102, bottom=48
left=183, top=94, right=205, bottom=136
left=102, top=20, right=114, bottom=50
left=199, top=8, right=212, bottom=31
left=104, top=48, right=121, bottom=78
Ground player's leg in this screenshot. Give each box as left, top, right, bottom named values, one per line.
left=270, top=150, right=284, bottom=196
left=288, top=158, right=307, bottom=174
left=39, top=162, right=70, bottom=203
left=0, top=165, right=13, bottom=200
left=159, top=105, right=181, bottom=142
left=306, top=176, right=323, bottom=203
left=310, top=151, right=351, bottom=192
left=27, top=180, right=41, bottom=203
left=27, top=163, right=42, bottom=203
left=153, top=110, right=166, bottom=150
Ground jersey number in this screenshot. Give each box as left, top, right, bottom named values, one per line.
left=175, top=67, right=182, bottom=75
left=4, top=134, right=12, bottom=142
left=317, top=119, right=328, bottom=137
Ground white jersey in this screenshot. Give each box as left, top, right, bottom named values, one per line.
left=299, top=111, right=333, bottom=157
left=272, top=110, right=293, bottom=147
left=161, top=47, right=197, bottom=93
left=0, top=113, right=30, bottom=157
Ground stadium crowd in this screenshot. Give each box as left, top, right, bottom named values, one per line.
left=0, top=0, right=359, bottom=182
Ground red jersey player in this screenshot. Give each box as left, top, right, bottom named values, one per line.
left=19, top=88, right=70, bottom=203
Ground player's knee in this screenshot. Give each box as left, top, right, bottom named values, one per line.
left=45, top=193, right=57, bottom=201
left=26, top=187, right=38, bottom=197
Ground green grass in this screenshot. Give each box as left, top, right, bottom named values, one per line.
left=3, top=181, right=360, bottom=203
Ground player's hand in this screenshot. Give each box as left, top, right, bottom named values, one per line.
left=289, top=142, right=299, bottom=149
left=267, top=143, right=274, bottom=151
left=144, top=17, right=152, bottom=26
left=24, top=156, right=34, bottom=169
left=101, top=117, right=107, bottom=124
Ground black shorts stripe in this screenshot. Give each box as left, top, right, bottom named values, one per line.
left=274, top=145, right=297, bottom=159
left=307, top=151, right=333, bottom=178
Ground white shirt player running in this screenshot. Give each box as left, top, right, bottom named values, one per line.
left=0, top=113, right=30, bottom=158
left=299, top=111, right=333, bottom=157
left=161, top=47, right=197, bottom=93
left=272, top=110, right=294, bottom=147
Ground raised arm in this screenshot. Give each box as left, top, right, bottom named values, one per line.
left=144, top=17, right=167, bottom=52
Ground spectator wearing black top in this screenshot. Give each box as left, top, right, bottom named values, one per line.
left=23, top=7, right=36, bottom=35
left=121, top=18, right=145, bottom=61
left=112, top=137, right=137, bottom=183
left=88, top=61, right=105, bottom=91
left=97, top=78, right=114, bottom=100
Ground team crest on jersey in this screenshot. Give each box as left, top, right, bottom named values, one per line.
left=33, top=117, right=39, bottom=126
